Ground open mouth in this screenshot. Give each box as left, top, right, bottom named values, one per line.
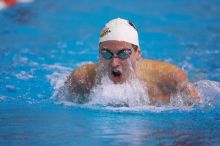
left=110, top=70, right=125, bottom=83
left=112, top=70, right=122, bottom=77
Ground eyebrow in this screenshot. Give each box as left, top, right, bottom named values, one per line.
left=99, top=46, right=108, bottom=49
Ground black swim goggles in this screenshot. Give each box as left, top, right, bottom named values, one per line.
left=100, top=48, right=135, bottom=60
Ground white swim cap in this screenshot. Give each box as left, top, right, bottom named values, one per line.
left=99, top=18, right=139, bottom=47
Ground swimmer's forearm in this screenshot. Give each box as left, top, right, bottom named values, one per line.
left=65, top=75, right=88, bottom=94
left=170, top=68, right=202, bottom=103
left=64, top=75, right=91, bottom=103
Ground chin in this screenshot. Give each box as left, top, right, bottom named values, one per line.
left=109, top=75, right=126, bottom=84
left=111, top=79, right=124, bottom=84
left=108, top=69, right=128, bottom=84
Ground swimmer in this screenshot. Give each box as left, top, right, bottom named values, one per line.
left=65, top=18, right=202, bottom=105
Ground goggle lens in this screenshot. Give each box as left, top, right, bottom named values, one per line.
left=100, top=49, right=133, bottom=60
left=101, top=50, right=113, bottom=59
left=117, top=49, right=132, bottom=59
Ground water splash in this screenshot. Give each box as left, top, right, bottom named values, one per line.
left=88, top=75, right=150, bottom=107
left=47, top=63, right=220, bottom=111
left=194, top=80, right=220, bottom=106
left=46, top=64, right=72, bottom=100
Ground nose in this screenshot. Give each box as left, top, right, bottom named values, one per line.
left=111, top=57, right=121, bottom=68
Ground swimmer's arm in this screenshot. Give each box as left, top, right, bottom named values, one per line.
left=179, top=81, right=202, bottom=102
left=168, top=68, right=202, bottom=103
left=65, top=63, right=97, bottom=98
left=158, top=63, right=202, bottom=103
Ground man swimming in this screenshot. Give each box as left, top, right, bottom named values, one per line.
left=65, top=18, right=202, bottom=105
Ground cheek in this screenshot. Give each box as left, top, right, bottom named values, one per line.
left=100, top=58, right=111, bottom=69
left=120, top=60, right=131, bottom=70
left=122, top=59, right=136, bottom=70
left=130, top=55, right=138, bottom=66
left=100, top=56, right=109, bottom=64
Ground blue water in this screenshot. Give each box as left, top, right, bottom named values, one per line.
left=0, top=0, right=220, bottom=145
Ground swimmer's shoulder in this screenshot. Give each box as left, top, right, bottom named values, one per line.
left=138, top=59, right=202, bottom=103
left=69, top=62, right=99, bottom=82
left=137, top=59, right=187, bottom=83
left=140, top=59, right=185, bottom=72
left=74, top=62, right=98, bottom=76
left=65, top=62, right=99, bottom=94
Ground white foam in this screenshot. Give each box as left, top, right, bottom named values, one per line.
left=181, top=60, right=193, bottom=73
left=0, top=95, right=6, bottom=101
left=88, top=75, right=150, bottom=107
left=46, top=64, right=72, bottom=100
left=44, top=64, right=72, bottom=72
left=194, top=80, right=220, bottom=106
left=15, top=71, right=34, bottom=80
left=13, top=55, right=39, bottom=68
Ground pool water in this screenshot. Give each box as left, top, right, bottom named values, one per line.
left=0, top=0, right=220, bottom=145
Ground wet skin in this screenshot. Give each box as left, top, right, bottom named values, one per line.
left=66, top=40, right=201, bottom=104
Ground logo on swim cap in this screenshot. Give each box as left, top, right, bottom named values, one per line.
left=99, top=18, right=139, bottom=47
left=100, top=27, right=111, bottom=37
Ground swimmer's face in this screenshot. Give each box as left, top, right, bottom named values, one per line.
left=99, top=40, right=141, bottom=84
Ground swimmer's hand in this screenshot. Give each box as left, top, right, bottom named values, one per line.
left=179, top=81, right=202, bottom=104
